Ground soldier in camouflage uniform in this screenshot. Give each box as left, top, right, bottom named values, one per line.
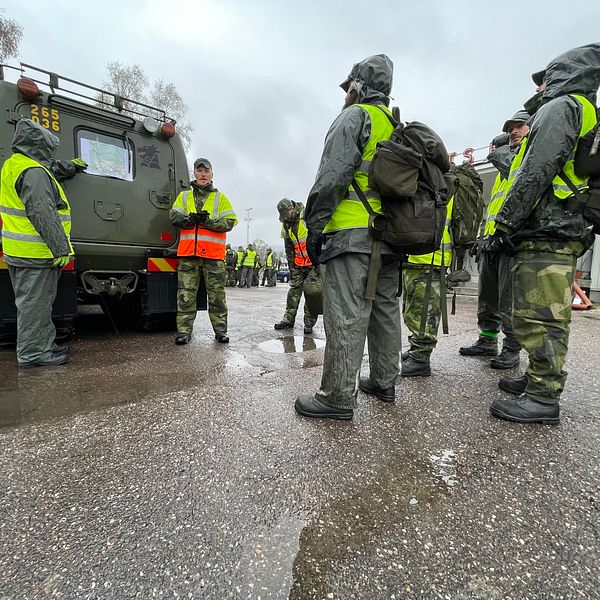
left=170, top=158, right=237, bottom=344
left=274, top=198, right=317, bottom=335
left=224, top=244, right=237, bottom=286
left=401, top=197, right=454, bottom=377
left=488, top=43, right=600, bottom=424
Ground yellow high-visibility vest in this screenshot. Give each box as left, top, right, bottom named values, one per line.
left=0, top=153, right=72, bottom=258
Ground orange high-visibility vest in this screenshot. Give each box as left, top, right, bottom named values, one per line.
left=172, top=189, right=236, bottom=260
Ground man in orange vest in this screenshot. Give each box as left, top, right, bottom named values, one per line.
left=170, top=158, right=237, bottom=344
left=274, top=198, right=318, bottom=334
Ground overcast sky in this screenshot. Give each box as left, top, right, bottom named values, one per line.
left=6, top=0, right=600, bottom=249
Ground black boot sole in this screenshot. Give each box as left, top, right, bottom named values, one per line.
left=294, top=404, right=353, bottom=420
left=490, top=406, right=559, bottom=425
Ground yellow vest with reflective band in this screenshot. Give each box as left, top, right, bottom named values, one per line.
left=242, top=250, right=257, bottom=267
left=483, top=173, right=510, bottom=237
left=553, top=94, right=597, bottom=198
left=236, top=250, right=243, bottom=267
left=323, top=104, right=395, bottom=233
left=266, top=252, right=274, bottom=268
left=408, top=196, right=454, bottom=267
left=281, top=209, right=312, bottom=266
left=0, top=153, right=72, bottom=258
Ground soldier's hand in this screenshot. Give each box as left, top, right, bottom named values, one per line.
left=195, top=210, right=210, bottom=224
left=71, top=158, right=88, bottom=172
left=484, top=230, right=515, bottom=254
left=306, top=231, right=322, bottom=266
left=53, top=255, right=71, bottom=268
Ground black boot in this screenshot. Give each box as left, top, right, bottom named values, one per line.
left=490, top=349, right=520, bottom=369
left=401, top=350, right=410, bottom=361
left=294, top=395, right=353, bottom=420
left=215, top=333, right=229, bottom=343
left=401, top=355, right=431, bottom=377
left=18, top=352, right=69, bottom=368
left=490, top=395, right=559, bottom=425
left=175, top=332, right=191, bottom=345
left=459, top=336, right=498, bottom=356
left=498, top=375, right=528, bottom=395
left=358, top=377, right=395, bottom=402
left=274, top=321, right=294, bottom=330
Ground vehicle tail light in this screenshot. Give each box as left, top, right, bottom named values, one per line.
left=17, top=77, right=42, bottom=101
left=160, top=232, right=173, bottom=241
left=161, top=122, right=176, bottom=139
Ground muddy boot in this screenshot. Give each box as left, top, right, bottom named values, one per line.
left=490, top=349, right=520, bottom=369
left=401, top=355, right=431, bottom=377
left=498, top=374, right=528, bottom=395
left=459, top=336, right=498, bottom=357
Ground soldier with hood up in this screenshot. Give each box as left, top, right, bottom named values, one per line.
left=274, top=198, right=318, bottom=334
left=488, top=43, right=600, bottom=424
left=294, top=54, right=400, bottom=420
left=0, top=119, right=86, bottom=367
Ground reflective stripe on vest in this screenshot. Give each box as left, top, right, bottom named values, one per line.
left=242, top=250, right=257, bottom=266
left=266, top=252, right=274, bottom=268
left=553, top=94, right=597, bottom=199
left=323, top=104, right=395, bottom=234
left=236, top=250, right=243, bottom=267
left=408, top=196, right=454, bottom=267
left=173, top=189, right=227, bottom=259
left=283, top=209, right=312, bottom=267
left=0, top=153, right=72, bottom=258
left=483, top=173, right=510, bottom=237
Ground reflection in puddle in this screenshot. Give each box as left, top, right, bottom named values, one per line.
left=258, top=336, right=325, bottom=354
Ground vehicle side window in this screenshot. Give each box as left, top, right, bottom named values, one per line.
left=76, top=129, right=135, bottom=181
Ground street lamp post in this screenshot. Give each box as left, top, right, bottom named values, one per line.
left=244, top=208, right=253, bottom=246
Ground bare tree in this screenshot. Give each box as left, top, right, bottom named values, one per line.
left=96, top=61, right=192, bottom=150
left=0, top=10, right=23, bottom=63
left=148, top=80, right=193, bottom=149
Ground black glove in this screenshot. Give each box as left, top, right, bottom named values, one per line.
left=484, top=230, right=515, bottom=254
left=191, top=210, right=210, bottom=225
left=306, top=232, right=322, bottom=266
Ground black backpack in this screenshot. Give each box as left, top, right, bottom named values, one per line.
left=353, top=107, right=454, bottom=257
left=450, top=163, right=484, bottom=249
left=560, top=106, right=600, bottom=234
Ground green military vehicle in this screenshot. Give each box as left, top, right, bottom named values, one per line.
left=0, top=63, right=205, bottom=345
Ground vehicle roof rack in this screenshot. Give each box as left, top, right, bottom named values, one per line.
left=1, top=62, right=175, bottom=124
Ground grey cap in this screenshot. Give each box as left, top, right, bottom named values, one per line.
left=277, top=198, right=294, bottom=221
left=531, top=69, right=546, bottom=86
left=194, top=157, right=212, bottom=170
left=502, top=110, right=530, bottom=133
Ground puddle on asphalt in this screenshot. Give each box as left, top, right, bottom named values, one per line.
left=258, top=336, right=325, bottom=354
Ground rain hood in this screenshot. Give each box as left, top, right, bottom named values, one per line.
left=11, top=119, right=59, bottom=168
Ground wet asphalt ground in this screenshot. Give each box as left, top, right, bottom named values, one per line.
left=0, top=284, right=599, bottom=600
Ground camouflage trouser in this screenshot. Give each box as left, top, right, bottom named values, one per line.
left=177, top=257, right=227, bottom=335
left=402, top=266, right=442, bottom=361
left=267, top=269, right=277, bottom=287
left=477, top=249, right=521, bottom=352
left=512, top=245, right=579, bottom=404
left=226, top=267, right=236, bottom=287
left=282, top=266, right=317, bottom=328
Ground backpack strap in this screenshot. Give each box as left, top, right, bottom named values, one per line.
left=352, top=177, right=380, bottom=300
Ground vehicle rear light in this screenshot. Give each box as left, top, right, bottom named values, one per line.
left=161, top=122, right=176, bottom=139
left=17, top=77, right=42, bottom=101
left=160, top=232, right=173, bottom=241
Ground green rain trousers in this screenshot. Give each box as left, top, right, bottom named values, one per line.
left=477, top=250, right=521, bottom=352
left=315, top=253, right=401, bottom=409
left=8, top=266, right=60, bottom=364
left=177, top=257, right=227, bottom=335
